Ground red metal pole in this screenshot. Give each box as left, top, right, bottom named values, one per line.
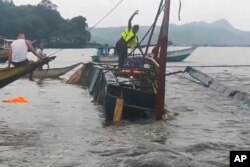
left=155, top=0, right=171, bottom=120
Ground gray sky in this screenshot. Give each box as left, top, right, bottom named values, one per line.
left=13, top=0, right=250, bottom=31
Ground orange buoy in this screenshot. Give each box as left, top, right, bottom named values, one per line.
left=2, top=96, right=28, bottom=103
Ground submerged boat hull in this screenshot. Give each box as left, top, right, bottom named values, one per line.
left=77, top=62, right=157, bottom=122
left=105, top=84, right=155, bottom=121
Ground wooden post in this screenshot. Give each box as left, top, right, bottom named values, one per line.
left=113, top=98, right=124, bottom=122
left=155, top=0, right=171, bottom=120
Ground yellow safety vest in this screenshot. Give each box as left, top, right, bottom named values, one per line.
left=121, top=29, right=138, bottom=49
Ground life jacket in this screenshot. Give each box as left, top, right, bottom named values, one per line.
left=121, top=29, right=138, bottom=49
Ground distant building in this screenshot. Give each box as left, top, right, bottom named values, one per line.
left=2, top=0, right=13, bottom=3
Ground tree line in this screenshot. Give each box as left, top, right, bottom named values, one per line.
left=0, top=0, right=91, bottom=48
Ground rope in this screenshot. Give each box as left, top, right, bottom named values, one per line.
left=89, top=0, right=124, bottom=31
left=37, top=63, right=50, bottom=84
left=47, top=48, right=63, bottom=57
left=127, top=0, right=164, bottom=57
left=127, top=23, right=153, bottom=57
left=165, top=70, right=185, bottom=76
left=166, top=70, right=206, bottom=86
left=144, top=0, right=165, bottom=55
left=35, top=48, right=60, bottom=84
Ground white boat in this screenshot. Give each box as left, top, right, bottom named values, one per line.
left=91, top=47, right=196, bottom=63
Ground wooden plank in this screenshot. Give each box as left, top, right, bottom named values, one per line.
left=113, top=98, right=124, bottom=122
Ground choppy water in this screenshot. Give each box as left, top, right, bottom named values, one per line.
left=0, top=47, right=250, bottom=167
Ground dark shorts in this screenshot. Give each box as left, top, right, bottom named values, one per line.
left=116, top=38, right=128, bottom=67
left=11, top=59, right=33, bottom=79
left=11, top=59, right=29, bottom=67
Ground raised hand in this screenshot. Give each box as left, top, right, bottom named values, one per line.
left=134, top=10, right=139, bottom=15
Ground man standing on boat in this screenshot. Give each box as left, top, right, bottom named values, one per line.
left=116, top=10, right=142, bottom=67
left=8, top=33, right=45, bottom=81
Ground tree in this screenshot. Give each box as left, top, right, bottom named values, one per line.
left=0, top=1, right=91, bottom=47
left=38, top=0, right=57, bottom=10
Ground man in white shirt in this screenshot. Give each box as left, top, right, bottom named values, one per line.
left=8, top=33, right=45, bottom=81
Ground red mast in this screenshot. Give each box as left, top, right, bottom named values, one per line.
left=155, top=0, right=171, bottom=120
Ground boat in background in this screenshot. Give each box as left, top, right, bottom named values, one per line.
left=0, top=38, right=13, bottom=63
left=0, top=56, right=56, bottom=88
left=0, top=49, right=10, bottom=63
left=91, top=46, right=196, bottom=63
left=166, top=47, right=196, bottom=62
left=32, top=62, right=82, bottom=78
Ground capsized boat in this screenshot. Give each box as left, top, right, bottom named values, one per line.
left=69, top=0, right=172, bottom=122
left=0, top=56, right=56, bottom=88
left=68, top=57, right=158, bottom=122
left=32, top=62, right=82, bottom=78
left=91, top=47, right=196, bottom=63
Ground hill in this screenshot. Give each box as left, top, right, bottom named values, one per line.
left=90, top=19, right=250, bottom=46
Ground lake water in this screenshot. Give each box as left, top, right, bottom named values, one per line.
left=0, top=47, right=250, bottom=167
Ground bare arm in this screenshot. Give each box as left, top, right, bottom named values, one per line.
left=128, top=10, right=139, bottom=31
left=8, top=48, right=12, bottom=68
left=26, top=40, right=43, bottom=59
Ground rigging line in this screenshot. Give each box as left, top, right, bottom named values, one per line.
left=178, top=0, right=182, bottom=21
left=89, top=0, right=124, bottom=31
left=37, top=63, right=50, bottom=84
left=145, top=0, right=165, bottom=55
left=128, top=0, right=164, bottom=57
left=47, top=48, right=63, bottom=57
left=127, top=22, right=154, bottom=57
left=166, top=70, right=206, bottom=86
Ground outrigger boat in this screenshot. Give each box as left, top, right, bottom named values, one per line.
left=0, top=56, right=56, bottom=88
left=32, top=62, right=82, bottom=78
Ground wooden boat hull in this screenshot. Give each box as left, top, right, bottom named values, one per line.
left=78, top=62, right=156, bottom=122
left=0, top=56, right=56, bottom=88
left=105, top=84, right=155, bottom=121
left=92, top=47, right=196, bottom=63
left=33, top=63, right=82, bottom=78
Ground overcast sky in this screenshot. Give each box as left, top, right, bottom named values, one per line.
left=13, top=0, right=250, bottom=31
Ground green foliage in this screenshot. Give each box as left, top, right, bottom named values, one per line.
left=0, top=0, right=91, bottom=48
left=38, top=0, right=57, bottom=10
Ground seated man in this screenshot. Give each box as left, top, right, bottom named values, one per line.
left=8, top=33, right=45, bottom=81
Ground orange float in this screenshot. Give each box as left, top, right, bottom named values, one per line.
left=2, top=96, right=28, bottom=103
